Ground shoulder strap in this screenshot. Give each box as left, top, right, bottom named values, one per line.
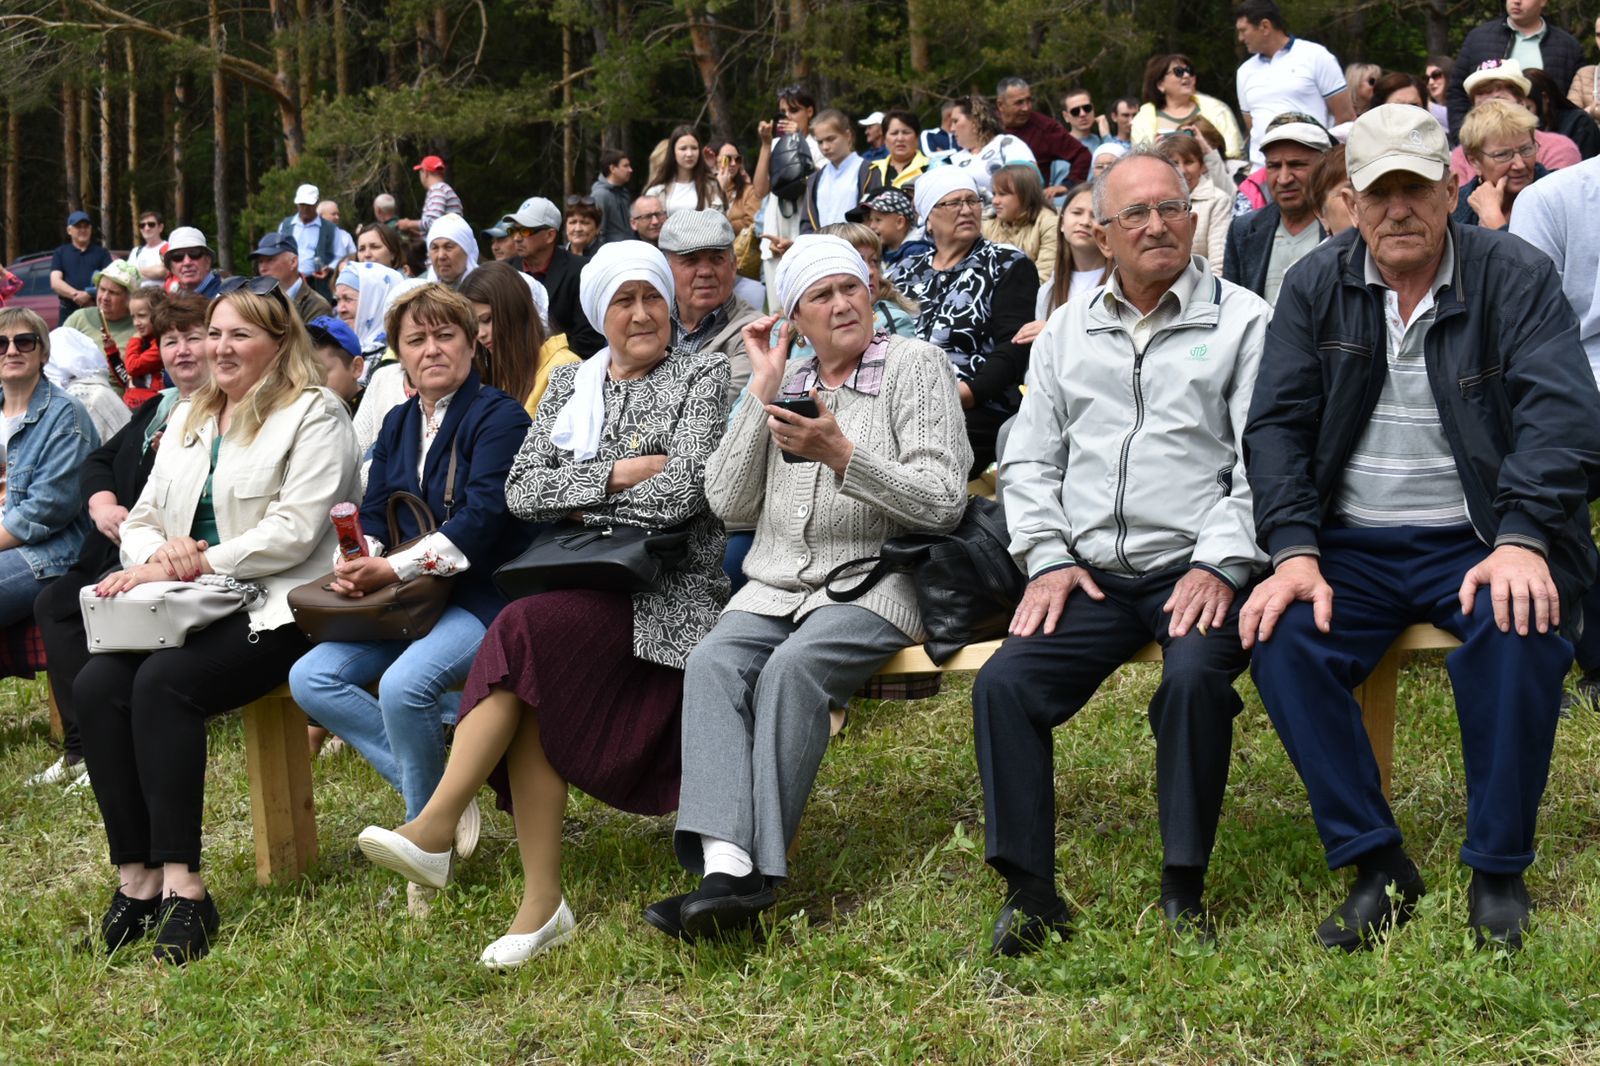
left=823, top=555, right=895, bottom=603
left=442, top=442, right=459, bottom=518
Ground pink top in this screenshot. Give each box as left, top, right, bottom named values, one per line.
left=1450, top=129, right=1580, bottom=183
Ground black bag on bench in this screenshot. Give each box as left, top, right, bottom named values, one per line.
left=823, top=496, right=1024, bottom=664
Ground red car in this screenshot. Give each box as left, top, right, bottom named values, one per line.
left=2, top=249, right=133, bottom=329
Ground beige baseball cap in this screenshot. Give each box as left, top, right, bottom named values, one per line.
left=1344, top=104, right=1450, bottom=191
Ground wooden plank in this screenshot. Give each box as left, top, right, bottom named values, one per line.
left=241, top=687, right=318, bottom=885
left=1354, top=646, right=1402, bottom=803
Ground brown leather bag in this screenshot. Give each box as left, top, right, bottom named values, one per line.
left=287, top=449, right=458, bottom=643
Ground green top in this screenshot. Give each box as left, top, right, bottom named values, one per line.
left=63, top=306, right=137, bottom=352
left=190, top=436, right=223, bottom=546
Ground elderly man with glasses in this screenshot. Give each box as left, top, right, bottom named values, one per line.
left=972, top=147, right=1271, bottom=955
left=161, top=227, right=222, bottom=299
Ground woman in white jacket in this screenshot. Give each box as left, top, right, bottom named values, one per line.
left=75, top=276, right=359, bottom=966
left=1156, top=133, right=1228, bottom=276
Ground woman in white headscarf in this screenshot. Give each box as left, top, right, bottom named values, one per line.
left=357, top=240, right=733, bottom=970
left=643, top=235, right=970, bottom=944
left=333, top=261, right=405, bottom=356
left=425, top=213, right=479, bottom=287
left=46, top=328, right=131, bottom=442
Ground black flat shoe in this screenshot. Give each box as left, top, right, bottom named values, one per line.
left=990, top=896, right=1073, bottom=957
left=1560, top=668, right=1600, bottom=715
left=679, top=873, right=776, bottom=941
left=1160, top=898, right=1216, bottom=946
left=101, top=889, right=161, bottom=952
left=1315, top=866, right=1426, bottom=952
left=1468, top=870, right=1531, bottom=952
left=151, top=893, right=220, bottom=965
left=643, top=893, right=692, bottom=942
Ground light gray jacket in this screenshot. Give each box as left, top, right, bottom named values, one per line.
left=999, top=255, right=1269, bottom=588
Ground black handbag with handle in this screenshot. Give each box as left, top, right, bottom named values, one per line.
left=492, top=520, right=694, bottom=600
left=823, top=496, right=1024, bottom=664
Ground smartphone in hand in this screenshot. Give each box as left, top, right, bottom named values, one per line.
left=771, top=396, right=820, bottom=464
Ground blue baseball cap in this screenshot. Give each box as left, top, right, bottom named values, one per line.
left=66, top=211, right=91, bottom=227
left=248, top=232, right=299, bottom=259
left=306, top=316, right=362, bottom=360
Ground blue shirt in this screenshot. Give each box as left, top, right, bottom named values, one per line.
left=49, top=242, right=113, bottom=322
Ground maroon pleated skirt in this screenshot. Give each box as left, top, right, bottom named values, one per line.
left=458, top=589, right=684, bottom=817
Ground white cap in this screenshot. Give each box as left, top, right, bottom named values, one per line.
left=1259, top=116, right=1333, bottom=153
left=293, top=183, right=320, bottom=205
left=1345, top=104, right=1450, bottom=192
left=1463, top=58, right=1532, bottom=98
left=501, top=196, right=562, bottom=230
left=858, top=111, right=886, bottom=127
left=162, top=226, right=213, bottom=260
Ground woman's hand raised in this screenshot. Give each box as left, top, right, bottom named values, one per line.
left=742, top=314, right=794, bottom=408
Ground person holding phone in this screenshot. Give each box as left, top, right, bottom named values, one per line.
left=644, top=235, right=972, bottom=942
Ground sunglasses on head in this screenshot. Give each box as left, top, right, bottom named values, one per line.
left=219, top=274, right=292, bottom=311
left=565, top=195, right=595, bottom=207
left=0, top=333, right=41, bottom=354
left=1068, top=104, right=1095, bottom=116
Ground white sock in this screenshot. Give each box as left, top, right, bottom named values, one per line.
left=701, top=836, right=754, bottom=878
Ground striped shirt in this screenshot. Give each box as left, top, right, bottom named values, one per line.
left=420, top=181, right=463, bottom=235
left=1333, top=237, right=1469, bottom=529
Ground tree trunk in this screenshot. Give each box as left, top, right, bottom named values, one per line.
left=1424, top=0, right=1451, bottom=57
left=907, top=0, right=931, bottom=107
left=99, top=49, right=114, bottom=243
left=268, top=0, right=305, bottom=164
left=587, top=0, right=626, bottom=153
left=63, top=84, right=82, bottom=214
left=789, top=0, right=810, bottom=79
left=686, top=4, right=733, bottom=145
left=297, top=0, right=313, bottom=110
left=211, top=0, right=232, bottom=273
left=5, top=108, right=19, bottom=263
left=333, top=0, right=349, bottom=99
left=126, top=38, right=139, bottom=239
left=563, top=24, right=575, bottom=198
left=173, top=77, right=188, bottom=222
left=79, top=88, right=93, bottom=213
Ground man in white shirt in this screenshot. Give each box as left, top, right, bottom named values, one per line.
left=1233, top=0, right=1353, bottom=164
left=801, top=109, right=865, bottom=233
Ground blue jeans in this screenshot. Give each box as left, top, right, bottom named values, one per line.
left=289, top=604, right=485, bottom=819
left=0, top=547, right=45, bottom=627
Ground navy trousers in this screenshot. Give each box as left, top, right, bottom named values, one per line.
left=972, top=566, right=1251, bottom=885
left=1251, top=525, right=1572, bottom=874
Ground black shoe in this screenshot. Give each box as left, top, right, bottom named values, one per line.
left=679, top=872, right=776, bottom=941
left=990, top=896, right=1073, bottom=957
left=1468, top=871, right=1531, bottom=952
left=100, top=889, right=161, bottom=952
left=643, top=892, right=692, bottom=942
left=1160, top=898, right=1216, bottom=947
left=151, top=893, right=220, bottom=965
left=1560, top=669, right=1600, bottom=715
left=1315, top=866, right=1427, bottom=952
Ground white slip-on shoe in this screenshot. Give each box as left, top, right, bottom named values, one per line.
left=357, top=825, right=453, bottom=890
left=454, top=797, right=481, bottom=861
left=479, top=899, right=577, bottom=970
left=406, top=882, right=437, bottom=918
left=26, top=755, right=88, bottom=788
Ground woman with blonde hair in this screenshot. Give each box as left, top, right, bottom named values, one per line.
left=75, top=276, right=360, bottom=965
left=982, top=164, right=1060, bottom=281
left=1455, top=99, right=1548, bottom=229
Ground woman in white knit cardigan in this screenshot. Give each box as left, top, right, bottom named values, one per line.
left=646, top=236, right=972, bottom=942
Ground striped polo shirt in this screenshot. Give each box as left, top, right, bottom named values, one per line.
left=1333, top=236, right=1470, bottom=529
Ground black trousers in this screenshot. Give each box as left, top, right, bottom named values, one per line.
left=965, top=402, right=1015, bottom=478
left=74, top=614, right=308, bottom=870
left=972, top=566, right=1250, bottom=885
left=33, top=568, right=104, bottom=757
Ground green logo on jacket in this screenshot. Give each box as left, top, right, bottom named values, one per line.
left=1189, top=343, right=1209, bottom=361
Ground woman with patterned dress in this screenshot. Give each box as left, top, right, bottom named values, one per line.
left=356, top=241, right=730, bottom=968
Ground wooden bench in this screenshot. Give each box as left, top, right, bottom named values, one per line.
left=236, top=625, right=1463, bottom=885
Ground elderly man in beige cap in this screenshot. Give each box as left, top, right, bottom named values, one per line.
left=659, top=210, right=762, bottom=404
left=1242, top=104, right=1600, bottom=954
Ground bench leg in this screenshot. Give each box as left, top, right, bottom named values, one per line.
left=241, top=693, right=319, bottom=885
left=46, top=684, right=63, bottom=743
left=1354, top=647, right=1401, bottom=804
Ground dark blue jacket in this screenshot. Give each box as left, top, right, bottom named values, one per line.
left=1243, top=224, right=1600, bottom=615
left=1452, top=165, right=1550, bottom=228
left=361, top=370, right=536, bottom=625
left=1222, top=202, right=1325, bottom=300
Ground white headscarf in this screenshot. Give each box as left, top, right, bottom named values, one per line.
left=425, top=213, right=479, bottom=282
left=1093, top=142, right=1130, bottom=166
left=551, top=241, right=675, bottom=461
left=913, top=166, right=980, bottom=224
left=45, top=328, right=130, bottom=442
left=520, top=272, right=551, bottom=332
left=335, top=261, right=405, bottom=354
left=772, top=235, right=871, bottom=317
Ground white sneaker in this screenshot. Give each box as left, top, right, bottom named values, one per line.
left=454, top=797, right=481, bottom=861
left=357, top=825, right=454, bottom=889
left=26, top=756, right=88, bottom=788
left=319, top=736, right=346, bottom=759
left=65, top=773, right=94, bottom=795
left=479, top=899, right=576, bottom=969
left=407, top=882, right=436, bottom=918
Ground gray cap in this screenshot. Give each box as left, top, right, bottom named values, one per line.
left=659, top=209, right=735, bottom=254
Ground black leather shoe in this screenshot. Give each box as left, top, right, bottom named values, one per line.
left=151, top=893, right=220, bottom=965
left=1315, top=866, right=1427, bottom=951
left=1160, top=898, right=1217, bottom=946
left=990, top=897, right=1073, bottom=957
left=1560, top=669, right=1600, bottom=716
left=1468, top=871, right=1530, bottom=952
left=679, top=873, right=776, bottom=941
left=101, top=889, right=161, bottom=952
left=643, top=893, right=692, bottom=942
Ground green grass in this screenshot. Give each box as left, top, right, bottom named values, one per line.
left=2, top=661, right=1599, bottom=1064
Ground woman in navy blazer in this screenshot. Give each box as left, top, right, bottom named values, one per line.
left=290, top=284, right=534, bottom=904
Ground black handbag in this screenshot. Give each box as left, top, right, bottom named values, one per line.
left=823, top=496, right=1024, bottom=664
left=769, top=130, right=817, bottom=203
left=492, top=520, right=693, bottom=600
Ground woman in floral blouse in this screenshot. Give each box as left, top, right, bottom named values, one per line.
left=357, top=241, right=731, bottom=968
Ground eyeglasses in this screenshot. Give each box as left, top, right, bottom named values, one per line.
left=1099, top=199, right=1191, bottom=229
left=167, top=249, right=208, bottom=262
left=1067, top=104, right=1095, bottom=116
left=1481, top=142, right=1538, bottom=164
left=1169, top=66, right=1195, bottom=78
left=218, top=274, right=292, bottom=312
left=631, top=210, right=667, bottom=223
left=933, top=196, right=984, bottom=214
left=0, top=333, right=41, bottom=354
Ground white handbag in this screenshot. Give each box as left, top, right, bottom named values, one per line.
left=80, top=576, right=263, bottom=653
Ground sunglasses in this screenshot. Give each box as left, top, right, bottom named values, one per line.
left=167, top=249, right=208, bottom=263
left=565, top=195, right=595, bottom=207
left=0, top=333, right=41, bottom=354
left=219, top=274, right=291, bottom=312
left=1169, top=66, right=1195, bottom=78
left=140, top=221, right=161, bottom=229
left=1426, top=70, right=1445, bottom=80
left=1067, top=104, right=1095, bottom=116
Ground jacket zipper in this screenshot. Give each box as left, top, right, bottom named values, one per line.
left=1113, top=348, right=1148, bottom=572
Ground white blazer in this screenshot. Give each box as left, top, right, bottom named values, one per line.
left=120, top=387, right=360, bottom=632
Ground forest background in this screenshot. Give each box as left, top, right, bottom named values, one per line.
left=0, top=0, right=1572, bottom=271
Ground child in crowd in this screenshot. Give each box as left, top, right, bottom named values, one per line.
left=120, top=287, right=166, bottom=410
left=307, top=315, right=366, bottom=416
left=858, top=187, right=931, bottom=271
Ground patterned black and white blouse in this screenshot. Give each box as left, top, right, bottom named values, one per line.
left=892, top=238, right=1034, bottom=390
left=505, top=348, right=732, bottom=669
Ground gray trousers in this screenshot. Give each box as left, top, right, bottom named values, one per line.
left=674, top=606, right=910, bottom=880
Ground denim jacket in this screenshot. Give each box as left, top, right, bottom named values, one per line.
left=1, top=378, right=98, bottom=578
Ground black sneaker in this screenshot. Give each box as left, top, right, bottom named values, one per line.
left=101, top=889, right=161, bottom=951
left=151, top=893, right=220, bottom=965
left=1560, top=669, right=1600, bottom=715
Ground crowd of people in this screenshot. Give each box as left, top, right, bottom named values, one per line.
left=5, top=0, right=1600, bottom=971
